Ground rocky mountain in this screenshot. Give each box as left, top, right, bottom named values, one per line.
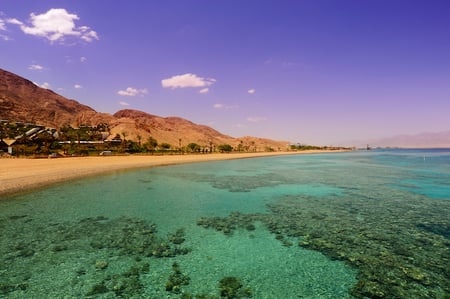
left=110, top=109, right=289, bottom=150
left=112, top=109, right=233, bottom=146
left=0, top=68, right=113, bottom=128
left=0, top=68, right=288, bottom=150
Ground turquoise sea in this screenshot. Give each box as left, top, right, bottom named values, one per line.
left=0, top=149, right=449, bottom=298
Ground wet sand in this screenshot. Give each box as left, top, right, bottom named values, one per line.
left=0, top=151, right=341, bottom=196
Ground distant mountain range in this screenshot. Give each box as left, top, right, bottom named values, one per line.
left=339, top=131, right=450, bottom=149
left=0, top=68, right=288, bottom=150
left=365, top=131, right=450, bottom=148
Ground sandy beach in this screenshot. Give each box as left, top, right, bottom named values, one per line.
left=0, top=150, right=340, bottom=197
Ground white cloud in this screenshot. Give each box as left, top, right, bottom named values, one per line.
left=78, top=25, right=98, bottom=42
left=1, top=17, right=25, bottom=40
left=213, top=103, right=238, bottom=110
left=117, top=87, right=148, bottom=97
left=248, top=89, right=256, bottom=94
left=0, top=34, right=10, bottom=41
left=199, top=88, right=209, bottom=94
left=119, top=101, right=130, bottom=106
left=41, top=82, right=51, bottom=89
left=65, top=55, right=86, bottom=64
left=162, top=73, right=216, bottom=89
left=0, top=19, right=6, bottom=30
left=74, top=84, right=82, bottom=89
left=6, top=18, right=23, bottom=25
left=0, top=18, right=11, bottom=40
left=28, top=64, right=44, bottom=70
left=33, top=81, right=51, bottom=89
left=9, top=8, right=98, bottom=44
left=247, top=116, right=267, bottom=123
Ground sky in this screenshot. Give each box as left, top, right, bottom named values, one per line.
left=1, top=0, right=449, bottom=145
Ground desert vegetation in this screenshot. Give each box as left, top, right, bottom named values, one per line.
left=0, top=121, right=242, bottom=157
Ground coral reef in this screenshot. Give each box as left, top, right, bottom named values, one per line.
left=197, top=212, right=258, bottom=236
left=0, top=215, right=189, bottom=297
left=165, top=262, right=191, bottom=294
left=197, top=193, right=450, bottom=298
left=172, top=172, right=290, bottom=193
left=219, top=276, right=252, bottom=298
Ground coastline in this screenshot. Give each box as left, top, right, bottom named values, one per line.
left=0, top=150, right=344, bottom=197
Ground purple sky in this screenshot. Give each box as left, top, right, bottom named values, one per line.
left=1, top=1, right=449, bottom=145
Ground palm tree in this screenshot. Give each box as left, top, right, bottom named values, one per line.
left=121, top=132, right=128, bottom=152
left=121, top=131, right=128, bottom=142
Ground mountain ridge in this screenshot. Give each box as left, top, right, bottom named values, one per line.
left=0, top=68, right=289, bottom=150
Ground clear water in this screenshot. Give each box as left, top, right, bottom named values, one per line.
left=0, top=149, right=449, bottom=298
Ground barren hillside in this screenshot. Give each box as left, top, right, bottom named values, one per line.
left=0, top=68, right=289, bottom=150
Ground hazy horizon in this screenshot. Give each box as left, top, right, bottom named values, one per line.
left=1, top=1, right=449, bottom=145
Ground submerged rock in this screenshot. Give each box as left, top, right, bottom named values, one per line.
left=219, top=276, right=252, bottom=298
left=166, top=262, right=191, bottom=294
left=95, top=260, right=108, bottom=270
left=86, top=283, right=108, bottom=296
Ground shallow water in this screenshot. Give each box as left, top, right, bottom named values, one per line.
left=0, top=149, right=449, bottom=298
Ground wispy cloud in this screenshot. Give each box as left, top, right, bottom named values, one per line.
left=248, top=88, right=255, bottom=94
left=117, top=87, right=148, bottom=97
left=0, top=34, right=10, bottom=40
left=199, top=88, right=209, bottom=94
left=28, top=64, right=44, bottom=70
left=5, top=8, right=98, bottom=44
left=247, top=116, right=267, bottom=123
left=0, top=18, right=6, bottom=31
left=74, top=84, right=82, bottom=89
left=0, top=34, right=11, bottom=41
left=213, top=103, right=238, bottom=110
left=80, top=56, right=87, bottom=63
left=162, top=73, right=216, bottom=89
left=119, top=101, right=130, bottom=106
left=282, top=61, right=301, bottom=69
left=33, top=81, right=51, bottom=89
left=0, top=17, right=12, bottom=40
left=6, top=18, right=22, bottom=26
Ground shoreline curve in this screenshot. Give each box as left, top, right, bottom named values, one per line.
left=0, top=150, right=347, bottom=197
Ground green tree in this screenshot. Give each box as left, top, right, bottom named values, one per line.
left=127, top=140, right=141, bottom=153
left=218, top=144, right=233, bottom=153
left=250, top=141, right=256, bottom=152
left=237, top=140, right=244, bottom=152
left=121, top=131, right=128, bottom=142
left=145, top=136, right=158, bottom=152
left=187, top=143, right=200, bottom=153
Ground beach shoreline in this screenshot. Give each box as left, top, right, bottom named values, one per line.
left=0, top=150, right=346, bottom=197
